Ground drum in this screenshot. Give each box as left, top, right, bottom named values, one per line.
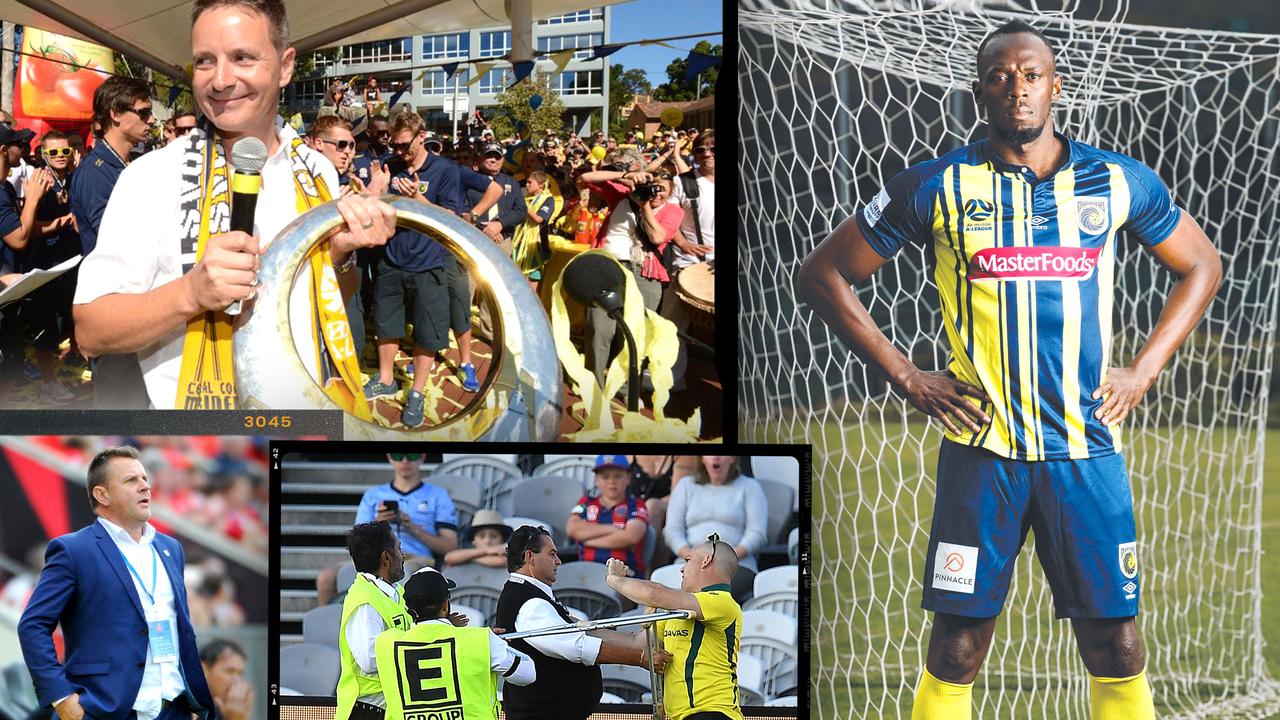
left=674, top=261, right=715, bottom=333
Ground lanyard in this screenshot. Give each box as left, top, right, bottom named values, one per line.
left=120, top=543, right=159, bottom=606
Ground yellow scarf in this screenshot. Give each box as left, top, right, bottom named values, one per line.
left=512, top=189, right=553, bottom=277
left=173, top=130, right=371, bottom=419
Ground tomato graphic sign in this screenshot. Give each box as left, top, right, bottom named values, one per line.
left=15, top=27, right=114, bottom=121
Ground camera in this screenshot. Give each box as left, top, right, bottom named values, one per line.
left=632, top=182, right=664, bottom=202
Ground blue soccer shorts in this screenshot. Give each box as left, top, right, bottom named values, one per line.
left=920, top=440, right=1140, bottom=619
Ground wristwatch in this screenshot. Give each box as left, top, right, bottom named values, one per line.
left=335, top=251, right=357, bottom=274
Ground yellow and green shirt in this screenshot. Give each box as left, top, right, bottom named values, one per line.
left=658, top=585, right=744, bottom=720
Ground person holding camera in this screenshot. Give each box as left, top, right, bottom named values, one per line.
left=578, top=156, right=683, bottom=385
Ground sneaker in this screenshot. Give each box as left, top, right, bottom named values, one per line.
left=363, top=377, right=399, bottom=400
left=42, top=380, right=74, bottom=404
left=461, top=363, right=479, bottom=392
left=401, top=389, right=426, bottom=428
left=22, top=358, right=42, bottom=381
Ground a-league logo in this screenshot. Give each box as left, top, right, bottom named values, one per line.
left=1118, top=542, right=1138, bottom=579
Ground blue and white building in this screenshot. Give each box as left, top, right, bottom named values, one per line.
left=287, top=7, right=611, bottom=135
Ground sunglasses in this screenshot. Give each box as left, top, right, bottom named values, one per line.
left=42, top=147, right=73, bottom=158
left=174, top=125, right=196, bottom=136
left=694, top=146, right=715, bottom=156
left=708, top=532, right=722, bottom=561
left=389, top=140, right=415, bottom=152
left=319, top=138, right=355, bottom=151
left=389, top=453, right=421, bottom=461
left=127, top=106, right=153, bottom=122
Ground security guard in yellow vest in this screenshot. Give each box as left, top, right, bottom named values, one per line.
left=337, top=522, right=413, bottom=720
left=376, top=567, right=535, bottom=720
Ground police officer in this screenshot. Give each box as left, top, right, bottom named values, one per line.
left=70, top=76, right=153, bottom=409
left=376, top=568, right=535, bottom=720
left=337, top=521, right=412, bottom=720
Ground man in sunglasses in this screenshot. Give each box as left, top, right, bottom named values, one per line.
left=315, top=451, right=459, bottom=606
left=605, top=534, right=744, bottom=720
left=163, top=111, right=198, bottom=146
left=69, top=75, right=154, bottom=409
left=662, top=129, right=716, bottom=391
left=306, top=115, right=358, bottom=190
left=350, top=114, right=393, bottom=190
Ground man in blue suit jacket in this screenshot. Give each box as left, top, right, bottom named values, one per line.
left=18, top=445, right=215, bottom=720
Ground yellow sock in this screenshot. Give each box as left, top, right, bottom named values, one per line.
left=1089, top=669, right=1155, bottom=720
left=911, top=667, right=972, bottom=720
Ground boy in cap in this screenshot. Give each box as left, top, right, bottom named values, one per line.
left=566, top=454, right=650, bottom=577
left=374, top=567, right=534, bottom=720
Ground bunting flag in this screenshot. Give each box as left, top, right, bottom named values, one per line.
left=388, top=86, right=408, bottom=108
left=467, top=61, right=496, bottom=87
left=441, top=61, right=461, bottom=80
left=168, top=85, right=182, bottom=107
left=684, top=51, right=721, bottom=82
left=587, top=44, right=623, bottom=61
left=547, top=49, right=576, bottom=82
left=512, top=60, right=536, bottom=85
left=641, top=40, right=680, bottom=49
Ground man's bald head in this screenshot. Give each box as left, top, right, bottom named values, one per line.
left=681, top=537, right=738, bottom=592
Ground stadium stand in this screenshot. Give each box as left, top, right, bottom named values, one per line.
left=743, top=566, right=800, bottom=615
left=280, top=643, right=341, bottom=696
left=554, top=561, right=623, bottom=620
left=302, top=604, right=343, bottom=650
left=600, top=664, right=654, bottom=703
left=741, top=610, right=799, bottom=701
left=509, top=474, right=585, bottom=552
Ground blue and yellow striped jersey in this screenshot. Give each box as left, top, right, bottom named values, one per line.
left=855, top=132, right=1181, bottom=461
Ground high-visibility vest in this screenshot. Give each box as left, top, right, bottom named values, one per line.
left=336, top=574, right=412, bottom=720
left=374, top=621, right=499, bottom=720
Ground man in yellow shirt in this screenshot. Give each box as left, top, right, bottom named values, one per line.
left=605, top=535, right=744, bottom=720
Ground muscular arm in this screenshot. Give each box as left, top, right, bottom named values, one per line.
left=1092, top=213, right=1223, bottom=425
left=606, top=573, right=705, bottom=620
left=795, top=215, right=989, bottom=434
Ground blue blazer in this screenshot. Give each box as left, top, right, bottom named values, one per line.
left=17, top=521, right=216, bottom=720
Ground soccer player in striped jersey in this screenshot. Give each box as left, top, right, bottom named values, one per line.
left=798, top=19, right=1223, bottom=720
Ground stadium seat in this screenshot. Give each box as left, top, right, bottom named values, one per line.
left=280, top=687, right=303, bottom=696
left=743, top=566, right=799, bottom=615
left=751, top=456, right=800, bottom=511
left=755, top=478, right=795, bottom=543
left=335, top=562, right=357, bottom=595
left=508, top=475, right=585, bottom=548
left=787, top=527, right=799, bottom=564
left=503, top=515, right=558, bottom=546
left=649, top=562, right=684, bottom=589
left=554, top=561, right=622, bottom=620
left=451, top=602, right=486, bottom=627
left=598, top=691, right=628, bottom=704
left=741, top=610, right=798, bottom=700
left=426, top=473, right=485, bottom=531
left=600, top=664, right=654, bottom=703
left=302, top=603, right=344, bottom=649
left=766, top=696, right=798, bottom=706
left=450, top=586, right=502, bottom=623
left=642, top=525, right=657, bottom=570
left=280, top=643, right=341, bottom=696
left=737, top=652, right=767, bottom=707
left=534, top=455, right=597, bottom=490
left=442, top=562, right=511, bottom=590
left=435, top=456, right=522, bottom=511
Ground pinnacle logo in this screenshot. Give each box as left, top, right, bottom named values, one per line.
left=964, top=198, right=994, bottom=222
left=932, top=542, right=977, bottom=594
left=967, top=246, right=1103, bottom=281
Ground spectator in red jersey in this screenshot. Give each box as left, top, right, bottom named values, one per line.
left=566, top=454, right=650, bottom=577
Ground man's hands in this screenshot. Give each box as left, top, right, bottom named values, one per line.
left=646, top=647, right=673, bottom=674
left=185, top=230, right=260, bottom=313
left=54, top=693, right=84, bottom=720
left=367, top=161, right=391, bottom=195
left=217, top=678, right=254, bottom=720
left=26, top=168, right=53, bottom=201
left=447, top=611, right=470, bottom=627
left=673, top=236, right=712, bottom=258
left=605, top=558, right=632, bottom=579
left=1091, top=366, right=1154, bottom=427
left=330, top=193, right=397, bottom=258
left=897, top=369, right=990, bottom=435
left=392, top=176, right=424, bottom=200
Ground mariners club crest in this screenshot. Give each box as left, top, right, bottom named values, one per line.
left=1076, top=197, right=1109, bottom=234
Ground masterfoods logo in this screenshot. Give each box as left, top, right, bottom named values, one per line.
left=967, top=246, right=1103, bottom=281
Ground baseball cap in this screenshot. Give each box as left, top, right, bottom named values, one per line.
left=403, top=567, right=456, bottom=612
left=424, top=132, right=442, bottom=150
left=481, top=142, right=504, bottom=158
left=594, top=454, right=630, bottom=473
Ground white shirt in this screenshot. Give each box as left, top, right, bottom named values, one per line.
left=667, top=171, right=715, bottom=268
left=73, top=123, right=338, bottom=408
left=508, top=573, right=601, bottom=665
left=418, top=617, right=537, bottom=686
left=344, top=572, right=399, bottom=707
left=97, top=517, right=186, bottom=720
left=600, top=202, right=640, bottom=264
left=8, top=159, right=32, bottom=199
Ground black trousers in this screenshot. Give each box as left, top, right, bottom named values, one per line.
left=686, top=713, right=734, bottom=720
left=349, top=701, right=385, bottom=720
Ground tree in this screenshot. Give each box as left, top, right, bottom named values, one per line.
left=490, top=71, right=565, bottom=141
left=653, top=40, right=720, bottom=102
left=608, top=63, right=651, bottom=136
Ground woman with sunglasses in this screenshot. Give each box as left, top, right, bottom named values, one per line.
left=27, top=130, right=82, bottom=404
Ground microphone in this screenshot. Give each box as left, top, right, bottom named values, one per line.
left=562, top=253, right=639, bottom=411
left=224, top=137, right=268, bottom=316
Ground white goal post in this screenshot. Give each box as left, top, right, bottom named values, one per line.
left=739, top=1, right=1280, bottom=718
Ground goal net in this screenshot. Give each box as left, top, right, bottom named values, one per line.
left=738, top=1, right=1280, bottom=718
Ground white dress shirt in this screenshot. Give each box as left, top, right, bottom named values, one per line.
left=344, top=573, right=400, bottom=707
left=418, top=617, right=537, bottom=686
left=97, top=517, right=186, bottom=720
left=508, top=573, right=601, bottom=665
